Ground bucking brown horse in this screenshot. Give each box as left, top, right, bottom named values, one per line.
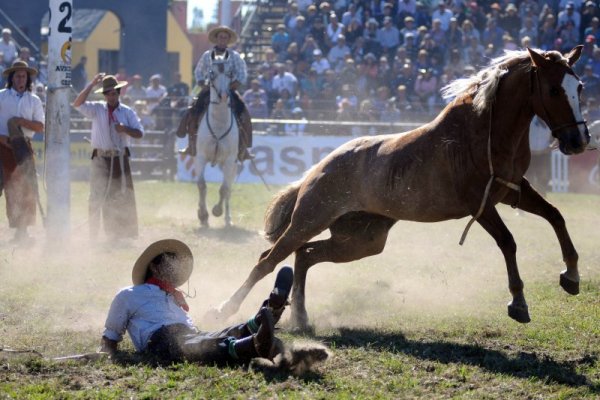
left=212, top=47, right=590, bottom=330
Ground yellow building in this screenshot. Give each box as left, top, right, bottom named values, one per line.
left=42, top=8, right=193, bottom=86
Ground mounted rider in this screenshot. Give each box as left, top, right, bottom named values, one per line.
left=177, top=26, right=254, bottom=161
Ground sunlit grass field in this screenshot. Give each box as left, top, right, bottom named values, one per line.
left=0, top=181, right=598, bottom=398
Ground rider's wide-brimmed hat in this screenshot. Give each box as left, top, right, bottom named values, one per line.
left=131, top=239, right=194, bottom=287
left=94, top=74, right=128, bottom=93
left=208, top=25, right=238, bottom=45
left=3, top=60, right=37, bottom=78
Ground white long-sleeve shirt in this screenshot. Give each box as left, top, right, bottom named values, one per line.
left=0, top=88, right=45, bottom=138
left=75, top=101, right=144, bottom=151
left=103, top=284, right=195, bottom=352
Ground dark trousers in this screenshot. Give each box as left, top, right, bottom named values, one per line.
left=0, top=135, right=36, bottom=229
left=89, top=149, right=138, bottom=239
left=146, top=321, right=252, bottom=365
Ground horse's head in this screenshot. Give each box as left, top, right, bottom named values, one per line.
left=528, top=46, right=590, bottom=155
left=207, top=56, right=235, bottom=106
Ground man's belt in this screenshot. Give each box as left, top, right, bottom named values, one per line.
left=92, top=148, right=130, bottom=158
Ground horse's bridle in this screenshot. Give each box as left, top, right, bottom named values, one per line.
left=531, top=67, right=587, bottom=136
left=208, top=51, right=235, bottom=104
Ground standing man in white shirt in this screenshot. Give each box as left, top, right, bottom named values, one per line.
left=0, top=60, right=45, bottom=243
left=73, top=73, right=144, bottom=241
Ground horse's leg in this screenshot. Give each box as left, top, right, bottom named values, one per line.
left=196, top=159, right=209, bottom=228
left=476, top=205, right=530, bottom=323
left=501, top=178, right=579, bottom=294
left=214, top=194, right=346, bottom=319
left=213, top=159, right=237, bottom=226
left=291, top=213, right=396, bottom=330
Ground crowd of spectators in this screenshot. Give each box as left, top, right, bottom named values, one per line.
left=241, top=0, right=600, bottom=134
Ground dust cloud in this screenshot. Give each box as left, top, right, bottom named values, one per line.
left=1, top=198, right=555, bottom=344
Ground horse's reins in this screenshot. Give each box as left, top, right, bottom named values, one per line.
left=459, top=103, right=520, bottom=245
left=460, top=64, right=587, bottom=245
left=531, top=67, right=587, bottom=135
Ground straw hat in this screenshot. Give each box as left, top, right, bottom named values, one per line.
left=94, top=74, right=128, bottom=94
left=208, top=25, right=238, bottom=45
left=3, top=60, right=37, bottom=78
left=131, top=239, right=194, bottom=287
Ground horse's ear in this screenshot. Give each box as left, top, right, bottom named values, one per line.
left=527, top=47, right=549, bottom=68
left=565, top=45, right=584, bottom=67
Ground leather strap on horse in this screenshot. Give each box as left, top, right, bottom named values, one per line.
left=459, top=104, right=521, bottom=245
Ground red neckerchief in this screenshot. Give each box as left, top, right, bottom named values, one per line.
left=108, top=103, right=119, bottom=124
left=146, top=277, right=189, bottom=311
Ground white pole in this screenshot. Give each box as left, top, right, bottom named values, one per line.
left=45, top=0, right=72, bottom=239
left=221, top=0, right=231, bottom=26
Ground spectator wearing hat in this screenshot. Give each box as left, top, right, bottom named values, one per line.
left=364, top=18, right=383, bottom=58
left=325, top=13, right=344, bottom=48
left=100, top=239, right=297, bottom=365
left=342, top=3, right=363, bottom=27
left=378, top=16, right=401, bottom=61
left=243, top=79, right=269, bottom=130
left=73, top=73, right=144, bottom=241
left=381, top=2, right=399, bottom=26
left=288, top=15, right=309, bottom=48
left=283, top=2, right=301, bottom=30
left=539, top=14, right=559, bottom=50
left=460, top=19, right=481, bottom=47
left=558, top=1, right=581, bottom=31
left=432, top=1, right=454, bottom=31
left=309, top=17, right=328, bottom=53
left=413, top=2, right=432, bottom=31
left=558, top=19, right=580, bottom=52
left=184, top=26, right=253, bottom=161
left=397, top=0, right=417, bottom=27
left=582, top=63, right=600, bottom=99
left=446, top=17, right=464, bottom=51
left=519, top=16, right=538, bottom=44
left=414, top=67, right=439, bottom=114
left=328, top=34, right=351, bottom=71
left=272, top=62, right=298, bottom=97
left=271, top=24, right=291, bottom=56
left=0, top=60, right=45, bottom=243
left=0, top=29, right=17, bottom=67
left=145, top=74, right=167, bottom=114
left=299, top=67, right=322, bottom=99
left=584, top=16, right=600, bottom=43
left=500, top=3, right=522, bottom=39
left=482, top=18, right=505, bottom=51
left=127, top=74, right=147, bottom=103
left=318, top=2, right=333, bottom=25
left=310, top=48, right=331, bottom=75
left=581, top=1, right=600, bottom=39
left=305, top=4, right=319, bottom=27
left=400, top=16, right=418, bottom=44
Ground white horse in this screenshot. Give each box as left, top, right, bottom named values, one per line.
left=195, top=56, right=239, bottom=227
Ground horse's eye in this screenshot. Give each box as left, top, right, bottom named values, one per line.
left=550, top=87, right=561, bottom=96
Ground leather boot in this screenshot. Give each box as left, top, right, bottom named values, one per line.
left=252, top=266, right=294, bottom=326
left=175, top=108, right=192, bottom=138
left=233, top=308, right=274, bottom=361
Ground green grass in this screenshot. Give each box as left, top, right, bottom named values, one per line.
left=0, top=181, right=599, bottom=398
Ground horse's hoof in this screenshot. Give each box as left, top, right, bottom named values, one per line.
left=560, top=272, right=579, bottom=295
left=507, top=303, right=531, bottom=323
left=212, top=204, right=223, bottom=217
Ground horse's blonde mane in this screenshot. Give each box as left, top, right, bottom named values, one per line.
left=441, top=49, right=566, bottom=114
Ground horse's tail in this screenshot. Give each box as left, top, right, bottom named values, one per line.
left=264, top=182, right=300, bottom=243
